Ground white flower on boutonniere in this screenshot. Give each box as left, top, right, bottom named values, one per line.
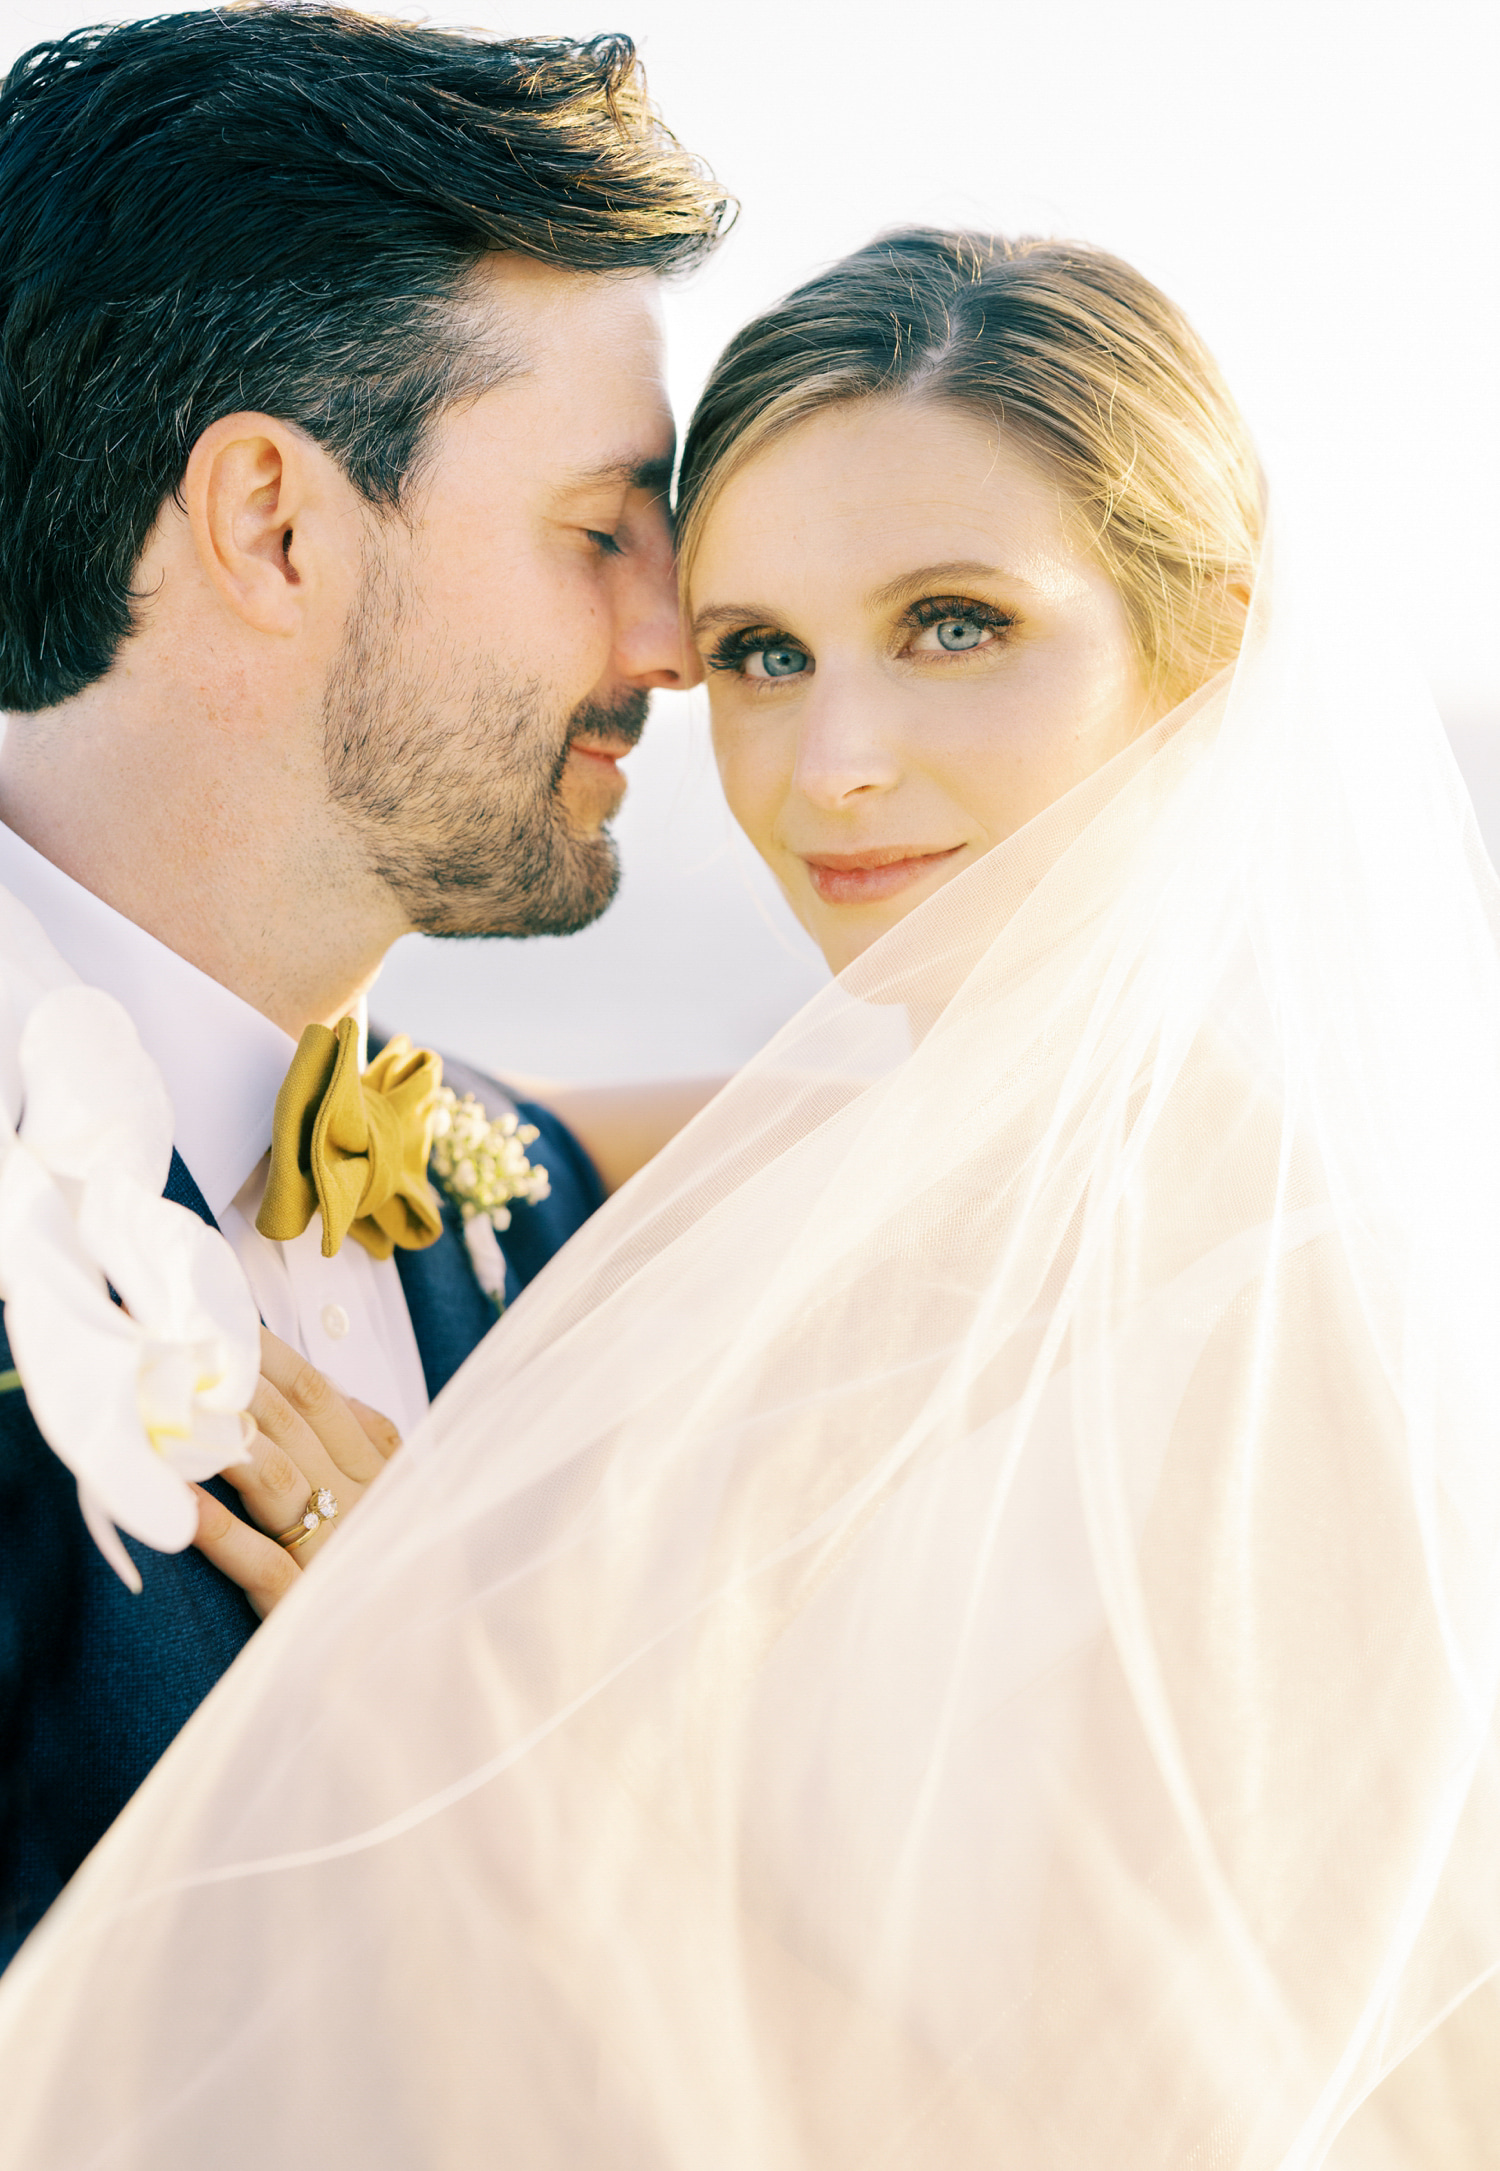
left=0, top=889, right=260, bottom=1590
left=428, top=1086, right=550, bottom=1307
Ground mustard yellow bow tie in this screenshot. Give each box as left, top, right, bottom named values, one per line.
left=256, top=1017, right=445, bottom=1260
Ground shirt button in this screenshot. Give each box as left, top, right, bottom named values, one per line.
left=320, top=1303, right=351, bottom=1341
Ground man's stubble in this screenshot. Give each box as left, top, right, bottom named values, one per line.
left=321, top=552, right=647, bottom=940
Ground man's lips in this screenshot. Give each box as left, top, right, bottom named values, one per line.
left=559, top=736, right=635, bottom=829
left=799, top=844, right=966, bottom=906
left=567, top=736, right=635, bottom=769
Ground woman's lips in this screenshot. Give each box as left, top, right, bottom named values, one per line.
left=800, top=845, right=965, bottom=906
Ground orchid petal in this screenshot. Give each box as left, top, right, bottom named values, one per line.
left=77, top=1171, right=260, bottom=1412
left=166, top=1407, right=256, bottom=1486
left=18, top=987, right=173, bottom=1196
left=0, top=1150, right=196, bottom=1554
left=77, top=1483, right=144, bottom=1595
left=0, top=889, right=79, bottom=1131
left=0, top=900, right=261, bottom=1582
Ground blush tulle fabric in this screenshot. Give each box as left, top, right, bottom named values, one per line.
left=1, top=516, right=1498, bottom=2166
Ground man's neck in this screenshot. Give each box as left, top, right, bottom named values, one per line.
left=0, top=685, right=406, bottom=1038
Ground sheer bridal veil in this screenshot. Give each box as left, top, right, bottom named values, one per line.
left=1, top=505, right=1498, bottom=2168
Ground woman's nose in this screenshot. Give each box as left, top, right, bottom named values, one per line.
left=790, top=689, right=902, bottom=810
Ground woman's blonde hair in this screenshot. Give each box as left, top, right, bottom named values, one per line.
left=677, top=230, right=1263, bottom=701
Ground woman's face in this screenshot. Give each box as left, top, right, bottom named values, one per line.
left=693, top=397, right=1163, bottom=972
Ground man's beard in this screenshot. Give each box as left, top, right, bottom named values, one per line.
left=321, top=559, right=647, bottom=940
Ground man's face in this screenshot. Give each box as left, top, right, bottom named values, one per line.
left=323, top=258, right=692, bottom=938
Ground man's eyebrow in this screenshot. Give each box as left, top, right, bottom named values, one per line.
left=557, top=453, right=676, bottom=498
left=864, top=560, right=1023, bottom=608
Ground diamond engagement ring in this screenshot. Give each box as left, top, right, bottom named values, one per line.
left=275, top=1487, right=340, bottom=1552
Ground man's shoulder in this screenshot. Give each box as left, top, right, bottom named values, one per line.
left=436, top=1051, right=520, bottom=1122
left=439, top=1053, right=606, bottom=1264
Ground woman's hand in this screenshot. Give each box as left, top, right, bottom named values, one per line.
left=190, top=1327, right=402, bottom=1618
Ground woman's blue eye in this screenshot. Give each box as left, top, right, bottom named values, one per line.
left=753, top=645, right=809, bottom=678
left=706, top=630, right=813, bottom=681
left=908, top=600, right=1012, bottom=657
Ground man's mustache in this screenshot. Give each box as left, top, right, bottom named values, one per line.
left=566, top=689, right=650, bottom=753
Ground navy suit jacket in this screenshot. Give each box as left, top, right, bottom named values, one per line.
left=0, top=1057, right=603, bottom=1968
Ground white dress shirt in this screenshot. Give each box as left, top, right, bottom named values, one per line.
left=0, top=822, right=430, bottom=1438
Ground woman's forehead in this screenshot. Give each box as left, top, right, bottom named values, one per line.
left=690, top=400, right=1096, bottom=614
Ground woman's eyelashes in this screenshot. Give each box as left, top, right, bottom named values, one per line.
left=708, top=627, right=811, bottom=680
left=906, top=597, right=1016, bottom=655
left=706, top=598, right=1016, bottom=683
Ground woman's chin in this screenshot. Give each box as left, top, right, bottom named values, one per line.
left=799, top=861, right=971, bottom=975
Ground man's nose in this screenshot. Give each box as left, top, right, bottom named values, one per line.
left=612, top=516, right=702, bottom=692
left=791, top=686, right=902, bottom=810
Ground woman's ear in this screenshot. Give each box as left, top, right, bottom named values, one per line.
left=1196, top=569, right=1255, bottom=651
left=180, top=413, right=327, bottom=637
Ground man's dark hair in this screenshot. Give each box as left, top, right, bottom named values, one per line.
left=0, top=5, right=730, bottom=711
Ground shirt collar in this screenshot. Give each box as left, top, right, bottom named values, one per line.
left=0, top=821, right=297, bottom=1219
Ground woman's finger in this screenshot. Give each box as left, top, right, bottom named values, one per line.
left=248, top=1372, right=343, bottom=1495
left=347, top=1398, right=403, bottom=1461
left=258, top=1328, right=388, bottom=1485
left=190, top=1486, right=301, bottom=1620
left=225, top=1331, right=397, bottom=1558
left=217, top=1418, right=341, bottom=1560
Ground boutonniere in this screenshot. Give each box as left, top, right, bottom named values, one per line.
left=0, top=889, right=260, bottom=1589
left=428, top=1087, right=550, bottom=1307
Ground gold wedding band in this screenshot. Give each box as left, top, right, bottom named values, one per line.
left=275, top=1486, right=340, bottom=1552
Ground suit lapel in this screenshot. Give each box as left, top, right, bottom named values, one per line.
left=164, top=1147, right=217, bottom=1228
left=394, top=1198, right=498, bottom=1402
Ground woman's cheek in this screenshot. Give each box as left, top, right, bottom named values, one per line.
left=920, top=688, right=1081, bottom=841
left=711, top=711, right=787, bottom=862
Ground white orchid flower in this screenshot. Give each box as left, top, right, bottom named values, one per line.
left=0, top=928, right=260, bottom=1591
left=0, top=885, right=78, bottom=1128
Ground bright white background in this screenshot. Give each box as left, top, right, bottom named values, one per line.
left=7, top=0, right=1498, bottom=1079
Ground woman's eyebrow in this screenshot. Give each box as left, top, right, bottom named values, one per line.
left=865, top=560, right=1022, bottom=608
left=691, top=560, right=1031, bottom=638
left=690, top=602, right=777, bottom=638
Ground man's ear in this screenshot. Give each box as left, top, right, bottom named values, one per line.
left=181, top=413, right=337, bottom=637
